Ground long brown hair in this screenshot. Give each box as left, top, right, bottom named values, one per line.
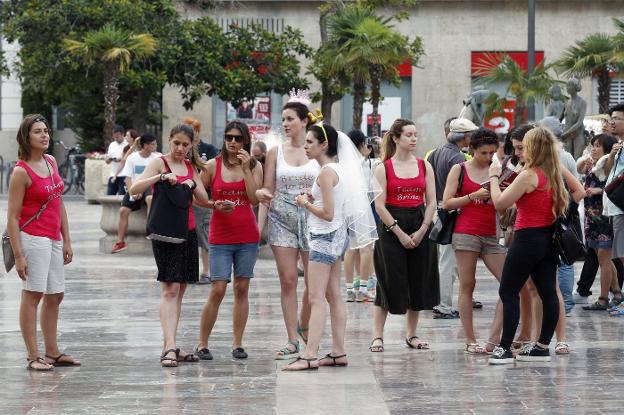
left=523, top=127, right=569, bottom=217
left=220, top=121, right=257, bottom=170
left=169, top=124, right=207, bottom=173
left=16, top=114, right=50, bottom=161
left=381, top=118, right=415, bottom=161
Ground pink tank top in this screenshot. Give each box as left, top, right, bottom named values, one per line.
left=515, top=168, right=555, bottom=231
left=209, top=157, right=260, bottom=244
left=384, top=158, right=426, bottom=208
left=161, top=156, right=195, bottom=231
left=454, top=164, right=497, bottom=236
left=16, top=155, right=64, bottom=240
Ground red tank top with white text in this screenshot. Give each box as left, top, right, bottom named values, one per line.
left=161, top=156, right=195, bottom=231
left=17, top=155, right=64, bottom=240
left=515, top=168, right=555, bottom=231
left=384, top=158, right=426, bottom=208
left=454, top=164, right=497, bottom=236
left=209, top=157, right=260, bottom=244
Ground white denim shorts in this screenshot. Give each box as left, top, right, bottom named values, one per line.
left=20, top=232, right=65, bottom=294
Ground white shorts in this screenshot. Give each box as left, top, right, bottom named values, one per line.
left=20, top=232, right=65, bottom=294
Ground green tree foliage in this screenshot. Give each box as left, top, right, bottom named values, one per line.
left=555, top=19, right=624, bottom=114
left=474, top=53, right=559, bottom=127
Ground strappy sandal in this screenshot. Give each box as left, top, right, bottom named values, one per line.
left=464, top=343, right=487, bottom=355
left=297, top=323, right=308, bottom=344
left=282, top=357, right=319, bottom=371
left=160, top=348, right=178, bottom=367
left=484, top=341, right=498, bottom=354
left=27, top=357, right=53, bottom=371
left=369, top=337, right=384, bottom=352
left=555, top=342, right=570, bottom=355
left=405, top=336, right=429, bottom=350
left=45, top=353, right=81, bottom=367
left=275, top=340, right=299, bottom=360
left=176, top=348, right=199, bottom=363
left=318, top=353, right=348, bottom=367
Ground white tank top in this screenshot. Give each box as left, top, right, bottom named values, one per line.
left=308, top=163, right=345, bottom=233
left=275, top=144, right=319, bottom=195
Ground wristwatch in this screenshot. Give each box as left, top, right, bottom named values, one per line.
left=160, top=173, right=166, bottom=182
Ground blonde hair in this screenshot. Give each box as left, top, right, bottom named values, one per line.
left=523, top=127, right=569, bottom=217
left=381, top=118, right=415, bottom=161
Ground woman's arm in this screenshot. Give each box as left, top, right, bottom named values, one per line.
left=488, top=166, right=535, bottom=211
left=411, top=161, right=437, bottom=246
left=255, top=146, right=277, bottom=206
left=129, top=158, right=174, bottom=194
left=60, top=200, right=73, bottom=265
left=238, top=150, right=262, bottom=205
left=576, top=154, right=591, bottom=175
left=563, top=168, right=586, bottom=203
left=296, top=168, right=336, bottom=221
left=372, top=163, right=415, bottom=249
left=7, top=168, right=29, bottom=280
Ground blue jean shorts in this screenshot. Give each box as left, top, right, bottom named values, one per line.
left=208, top=243, right=259, bottom=283
left=309, top=228, right=348, bottom=265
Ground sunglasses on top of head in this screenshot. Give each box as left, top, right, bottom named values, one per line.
left=224, top=134, right=244, bottom=143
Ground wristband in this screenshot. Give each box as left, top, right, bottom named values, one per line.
left=384, top=220, right=398, bottom=232
left=467, top=193, right=473, bottom=202
left=489, top=175, right=499, bottom=180
left=160, top=173, right=166, bottom=182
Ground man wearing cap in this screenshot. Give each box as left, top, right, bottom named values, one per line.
left=428, top=118, right=478, bottom=319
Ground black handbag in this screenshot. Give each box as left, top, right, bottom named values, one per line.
left=146, top=182, right=192, bottom=244
left=605, top=148, right=624, bottom=209
left=429, top=163, right=465, bottom=245
left=553, top=199, right=586, bottom=265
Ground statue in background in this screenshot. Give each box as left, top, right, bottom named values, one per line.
left=545, top=84, right=565, bottom=121
left=561, top=78, right=587, bottom=159
left=459, top=86, right=490, bottom=127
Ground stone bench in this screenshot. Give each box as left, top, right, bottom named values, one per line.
left=98, top=195, right=152, bottom=254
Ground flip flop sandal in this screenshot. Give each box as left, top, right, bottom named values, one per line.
left=232, top=347, right=248, bottom=359
left=319, top=353, right=348, bottom=367
left=555, top=342, right=570, bottom=355
left=195, top=346, right=213, bottom=361
left=464, top=343, right=487, bottom=355
left=472, top=300, right=483, bottom=309
left=275, top=340, right=299, bottom=360
left=283, top=357, right=318, bottom=371
left=160, top=348, right=178, bottom=367
left=406, top=336, right=429, bottom=350
left=369, top=337, right=384, bottom=352
left=27, top=357, right=53, bottom=371
left=45, top=353, right=81, bottom=367
left=176, top=348, right=199, bottom=363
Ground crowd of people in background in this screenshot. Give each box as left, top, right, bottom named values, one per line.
left=8, top=96, right=624, bottom=371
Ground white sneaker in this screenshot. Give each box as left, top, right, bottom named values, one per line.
left=573, top=290, right=589, bottom=304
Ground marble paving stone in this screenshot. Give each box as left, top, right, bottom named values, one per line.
left=0, top=200, right=623, bottom=414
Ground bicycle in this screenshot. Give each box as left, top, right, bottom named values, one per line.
left=56, top=140, right=86, bottom=195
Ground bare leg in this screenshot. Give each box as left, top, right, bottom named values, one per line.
left=455, top=250, right=479, bottom=344
left=116, top=207, right=131, bottom=243
left=598, top=248, right=617, bottom=302
left=232, top=278, right=250, bottom=349
left=371, top=305, right=388, bottom=350
left=359, top=245, right=374, bottom=280
left=20, top=290, right=51, bottom=369
left=160, top=283, right=182, bottom=360
left=482, top=253, right=506, bottom=349
left=200, top=248, right=209, bottom=276
left=198, top=281, right=227, bottom=348
left=272, top=246, right=300, bottom=343
left=299, top=250, right=311, bottom=334
left=554, top=285, right=566, bottom=342
left=344, top=249, right=357, bottom=285
left=406, top=310, right=419, bottom=339
left=325, top=260, right=346, bottom=357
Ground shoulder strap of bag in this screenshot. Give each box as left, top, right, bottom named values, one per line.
left=161, top=155, right=172, bottom=173
left=19, top=156, right=54, bottom=231
left=456, top=162, right=465, bottom=197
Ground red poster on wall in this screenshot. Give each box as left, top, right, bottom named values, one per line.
left=226, top=96, right=271, bottom=139
left=484, top=100, right=515, bottom=134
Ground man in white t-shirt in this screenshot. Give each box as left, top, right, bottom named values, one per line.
left=106, top=125, right=128, bottom=195
left=111, top=134, right=161, bottom=254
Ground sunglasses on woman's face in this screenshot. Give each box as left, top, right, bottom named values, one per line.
left=224, top=134, right=244, bottom=143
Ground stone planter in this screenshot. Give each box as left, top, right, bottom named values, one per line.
left=98, top=195, right=152, bottom=254
left=85, top=159, right=109, bottom=204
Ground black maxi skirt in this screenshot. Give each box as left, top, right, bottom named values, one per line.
left=374, top=205, right=440, bottom=314
left=153, top=230, right=199, bottom=283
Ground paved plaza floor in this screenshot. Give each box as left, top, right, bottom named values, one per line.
left=0, top=199, right=623, bottom=414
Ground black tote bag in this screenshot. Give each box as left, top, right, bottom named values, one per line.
left=146, top=182, right=192, bottom=244
left=429, top=163, right=465, bottom=245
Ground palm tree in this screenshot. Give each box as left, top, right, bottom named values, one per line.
left=474, top=53, right=558, bottom=127
left=64, top=25, right=157, bottom=142
left=554, top=33, right=615, bottom=114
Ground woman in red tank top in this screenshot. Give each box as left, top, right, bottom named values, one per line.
left=196, top=121, right=263, bottom=361
left=130, top=124, right=212, bottom=367
left=487, top=127, right=584, bottom=364
left=370, top=118, right=440, bottom=353
left=442, top=128, right=505, bottom=355
left=7, top=114, right=77, bottom=371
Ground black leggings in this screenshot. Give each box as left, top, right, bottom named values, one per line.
left=499, top=226, right=559, bottom=350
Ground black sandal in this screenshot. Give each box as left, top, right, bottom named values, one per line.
left=176, top=348, right=199, bottom=363
left=319, top=353, right=348, bottom=367
left=283, top=357, right=319, bottom=371
left=160, top=348, right=178, bottom=367
left=231, top=347, right=248, bottom=359
left=45, top=353, right=81, bottom=367
left=369, top=337, right=384, bottom=352
left=27, top=357, right=53, bottom=371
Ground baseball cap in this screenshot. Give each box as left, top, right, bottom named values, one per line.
left=449, top=118, right=478, bottom=133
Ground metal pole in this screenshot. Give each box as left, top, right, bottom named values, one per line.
left=527, top=0, right=536, bottom=121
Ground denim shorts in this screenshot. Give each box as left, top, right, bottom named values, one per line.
left=309, top=227, right=348, bottom=265
left=208, top=243, right=259, bottom=283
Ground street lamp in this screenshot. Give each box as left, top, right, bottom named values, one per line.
left=527, top=0, right=535, bottom=121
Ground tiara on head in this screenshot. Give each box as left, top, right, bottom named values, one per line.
left=288, top=88, right=311, bottom=107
